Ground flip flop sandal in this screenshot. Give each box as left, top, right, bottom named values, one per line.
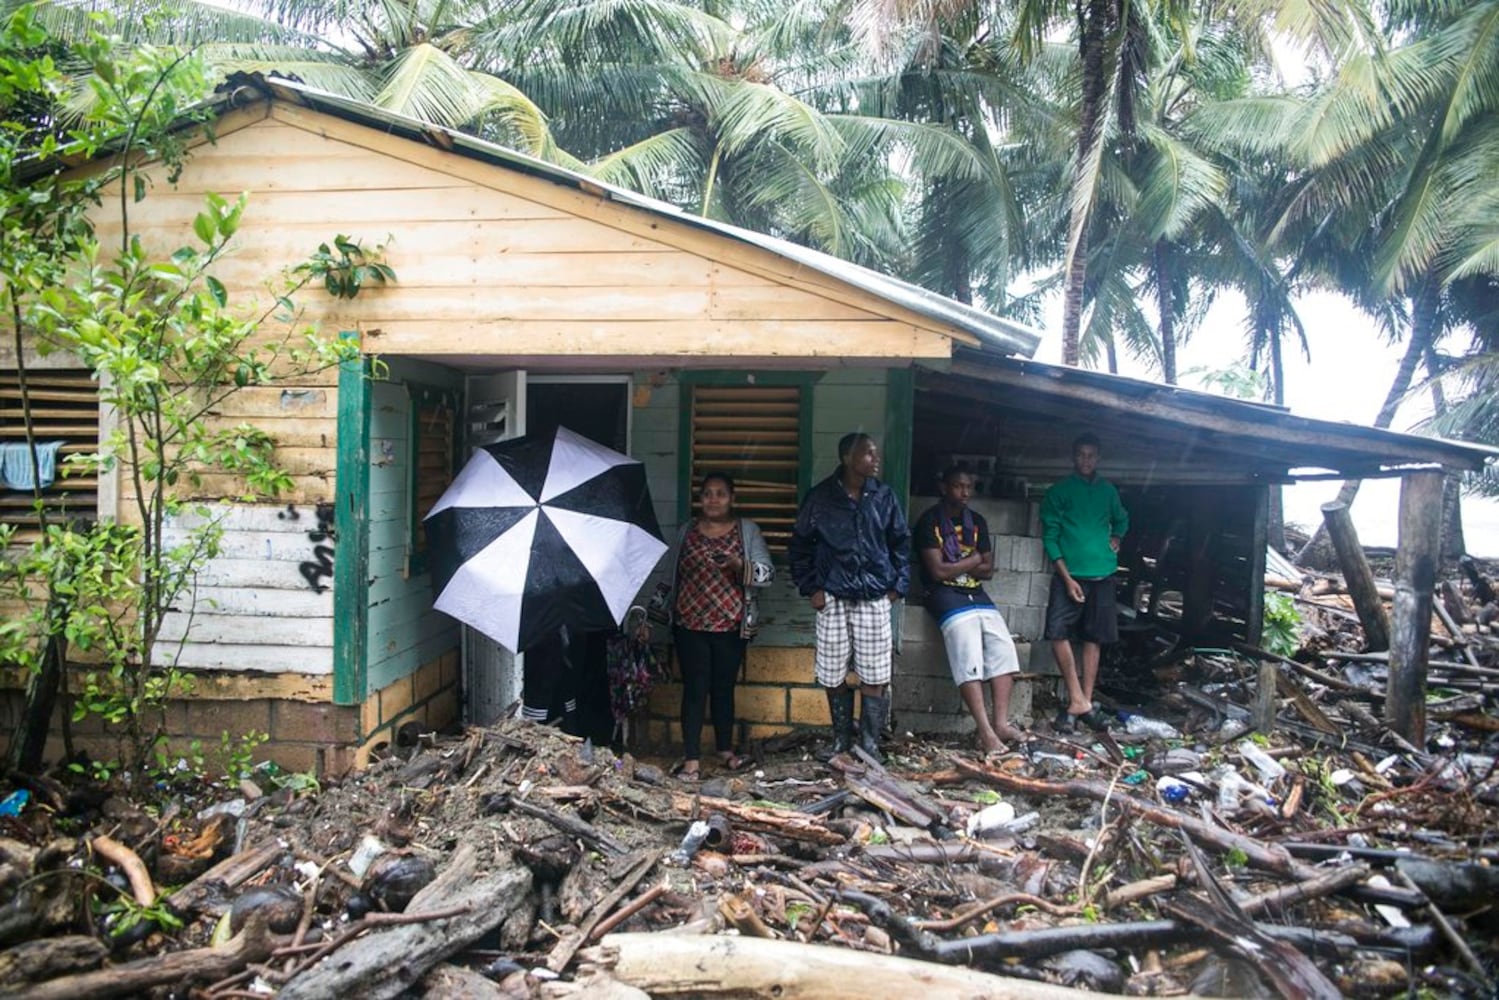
left=1053, top=710, right=1078, bottom=734
left=719, top=753, right=750, bottom=772
left=671, top=762, right=700, bottom=782
left=1078, top=708, right=1113, bottom=731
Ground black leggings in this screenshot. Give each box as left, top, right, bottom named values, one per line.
left=674, top=627, right=747, bottom=760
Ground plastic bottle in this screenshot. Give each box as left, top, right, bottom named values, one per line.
left=668, top=820, right=711, bottom=866
left=966, top=801, right=1017, bottom=837
left=1237, top=740, right=1287, bottom=783
left=1118, top=712, right=1181, bottom=739
left=1155, top=775, right=1191, bottom=804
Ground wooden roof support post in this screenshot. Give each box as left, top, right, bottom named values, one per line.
left=1320, top=500, right=1391, bottom=651
left=1386, top=471, right=1443, bottom=745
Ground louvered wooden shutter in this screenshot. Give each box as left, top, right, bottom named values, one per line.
left=411, top=394, right=455, bottom=559
left=688, top=385, right=803, bottom=552
left=0, top=369, right=99, bottom=533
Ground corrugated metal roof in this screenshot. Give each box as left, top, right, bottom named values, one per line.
left=935, top=349, right=1498, bottom=475
left=220, top=76, right=1043, bottom=358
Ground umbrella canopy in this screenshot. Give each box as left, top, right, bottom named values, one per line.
left=424, top=426, right=667, bottom=653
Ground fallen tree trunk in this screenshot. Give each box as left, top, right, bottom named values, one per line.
left=278, top=847, right=531, bottom=1000
left=952, top=761, right=1424, bottom=909
left=25, top=914, right=282, bottom=1000
left=589, top=932, right=1114, bottom=999
left=671, top=793, right=844, bottom=845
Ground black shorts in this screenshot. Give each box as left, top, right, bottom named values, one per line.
left=1043, top=574, right=1119, bottom=644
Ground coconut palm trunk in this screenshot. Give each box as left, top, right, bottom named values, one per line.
left=1061, top=0, right=1114, bottom=367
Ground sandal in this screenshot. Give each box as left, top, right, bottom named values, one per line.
left=671, top=761, right=700, bottom=783
left=718, top=752, right=750, bottom=773
left=1053, top=710, right=1078, bottom=734
left=1078, top=708, right=1113, bottom=731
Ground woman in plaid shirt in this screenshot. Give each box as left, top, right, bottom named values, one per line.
left=650, top=472, right=774, bottom=780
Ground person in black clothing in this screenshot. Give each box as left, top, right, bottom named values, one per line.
left=789, top=432, right=911, bottom=761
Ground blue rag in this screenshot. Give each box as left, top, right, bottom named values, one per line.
left=0, top=440, right=64, bottom=490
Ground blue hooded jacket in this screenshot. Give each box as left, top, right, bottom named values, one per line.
left=789, top=469, right=911, bottom=601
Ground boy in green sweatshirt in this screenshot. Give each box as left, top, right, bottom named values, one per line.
left=1040, top=432, right=1129, bottom=732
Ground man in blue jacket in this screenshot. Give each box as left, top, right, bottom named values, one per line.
left=789, top=432, right=911, bottom=761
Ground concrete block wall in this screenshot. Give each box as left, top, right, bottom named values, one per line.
left=0, top=649, right=463, bottom=778
left=636, top=495, right=1062, bottom=749
left=358, top=649, right=461, bottom=765
left=900, top=495, right=1057, bottom=734
left=643, top=646, right=818, bottom=747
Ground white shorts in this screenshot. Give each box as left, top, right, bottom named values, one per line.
left=940, top=607, right=1019, bottom=685
left=814, top=595, right=893, bottom=688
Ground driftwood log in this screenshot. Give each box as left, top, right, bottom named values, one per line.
left=952, top=761, right=1425, bottom=910
left=589, top=931, right=1119, bottom=999
left=671, top=792, right=844, bottom=845
left=0, top=935, right=107, bottom=994
left=168, top=840, right=281, bottom=917
left=278, top=846, right=531, bottom=1000
left=24, top=913, right=283, bottom=1000
left=1320, top=501, right=1391, bottom=651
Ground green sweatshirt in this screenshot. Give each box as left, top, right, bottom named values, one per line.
left=1040, top=473, right=1129, bottom=579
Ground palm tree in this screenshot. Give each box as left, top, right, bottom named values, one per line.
left=21, top=0, right=1023, bottom=276
left=1194, top=0, right=1499, bottom=564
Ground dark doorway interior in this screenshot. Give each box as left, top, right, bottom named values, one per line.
left=523, top=379, right=631, bottom=745
left=527, top=381, right=628, bottom=453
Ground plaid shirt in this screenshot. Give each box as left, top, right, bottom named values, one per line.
left=674, top=524, right=744, bottom=632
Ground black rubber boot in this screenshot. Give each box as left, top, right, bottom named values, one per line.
left=817, top=686, right=856, bottom=761
left=859, top=692, right=890, bottom=763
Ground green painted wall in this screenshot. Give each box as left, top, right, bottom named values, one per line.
left=364, top=360, right=463, bottom=694
left=633, top=367, right=901, bottom=648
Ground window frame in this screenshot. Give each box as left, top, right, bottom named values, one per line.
left=404, top=381, right=461, bottom=578
left=0, top=366, right=103, bottom=534
left=676, top=371, right=816, bottom=554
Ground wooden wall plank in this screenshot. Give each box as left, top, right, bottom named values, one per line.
left=159, top=611, right=332, bottom=645
left=361, top=320, right=953, bottom=358
left=151, top=642, right=332, bottom=673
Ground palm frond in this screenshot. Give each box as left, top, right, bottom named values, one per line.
left=373, top=41, right=494, bottom=126
left=700, top=75, right=846, bottom=171
left=585, top=126, right=707, bottom=200
left=13, top=0, right=335, bottom=47
left=1434, top=0, right=1499, bottom=146
left=1136, top=124, right=1227, bottom=241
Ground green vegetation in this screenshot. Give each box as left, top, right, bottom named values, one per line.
left=0, top=5, right=387, bottom=776
left=1261, top=591, right=1303, bottom=658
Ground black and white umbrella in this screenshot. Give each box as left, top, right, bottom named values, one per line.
left=424, top=426, right=667, bottom=654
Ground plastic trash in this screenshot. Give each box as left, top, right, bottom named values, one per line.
left=1146, top=747, right=1202, bottom=776
left=1030, top=750, right=1080, bottom=769
left=1216, top=717, right=1250, bottom=741
left=1155, top=775, right=1191, bottom=804
left=197, top=798, right=247, bottom=821
left=1118, top=712, right=1181, bottom=739
left=0, top=790, right=28, bottom=817
left=348, top=833, right=388, bottom=879
left=1237, top=740, right=1287, bottom=783
left=966, top=801, right=1017, bottom=837
left=1213, top=765, right=1276, bottom=816
left=668, top=820, right=711, bottom=866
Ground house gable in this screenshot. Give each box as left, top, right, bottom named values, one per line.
left=93, top=101, right=975, bottom=365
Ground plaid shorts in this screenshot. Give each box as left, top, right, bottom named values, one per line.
left=814, top=595, right=893, bottom=687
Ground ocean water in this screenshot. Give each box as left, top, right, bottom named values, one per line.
left=1283, top=480, right=1499, bottom=558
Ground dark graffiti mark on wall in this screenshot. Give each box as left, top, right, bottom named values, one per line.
left=298, top=502, right=337, bottom=593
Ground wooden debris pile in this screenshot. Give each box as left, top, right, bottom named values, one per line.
left=1, top=559, right=1497, bottom=997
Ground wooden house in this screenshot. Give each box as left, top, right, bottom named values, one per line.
left=2, top=78, right=1491, bottom=772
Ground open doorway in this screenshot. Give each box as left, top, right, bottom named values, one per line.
left=526, top=377, right=630, bottom=453
left=515, top=376, right=633, bottom=743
